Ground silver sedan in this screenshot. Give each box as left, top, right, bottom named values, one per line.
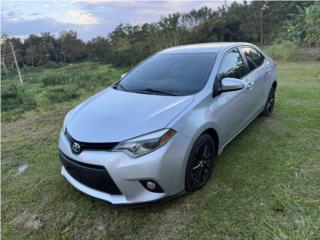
left=59, top=42, right=276, bottom=205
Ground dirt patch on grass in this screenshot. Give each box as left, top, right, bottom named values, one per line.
left=1, top=155, right=12, bottom=165
left=10, top=211, right=44, bottom=232
left=24, top=216, right=44, bottom=231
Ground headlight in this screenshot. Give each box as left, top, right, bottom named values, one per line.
left=113, top=129, right=176, bottom=157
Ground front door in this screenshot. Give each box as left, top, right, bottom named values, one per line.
left=212, top=48, right=252, bottom=146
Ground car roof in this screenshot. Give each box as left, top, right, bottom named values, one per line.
left=159, top=42, right=252, bottom=54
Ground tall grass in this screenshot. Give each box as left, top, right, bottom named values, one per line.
left=1, top=62, right=123, bottom=122
left=35, top=86, right=79, bottom=109
left=40, top=73, right=70, bottom=86
left=1, top=84, right=36, bottom=112
left=263, top=41, right=298, bottom=61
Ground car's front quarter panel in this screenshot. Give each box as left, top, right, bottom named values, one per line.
left=169, top=92, right=227, bottom=155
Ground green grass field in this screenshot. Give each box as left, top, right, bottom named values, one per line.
left=1, top=62, right=320, bottom=239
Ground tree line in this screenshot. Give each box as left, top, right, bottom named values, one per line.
left=1, top=1, right=319, bottom=70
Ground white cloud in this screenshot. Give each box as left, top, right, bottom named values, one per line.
left=67, top=10, right=98, bottom=24
left=72, top=0, right=115, bottom=5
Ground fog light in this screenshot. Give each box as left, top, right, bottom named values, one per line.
left=140, top=180, right=164, bottom=193
left=146, top=181, right=156, bottom=190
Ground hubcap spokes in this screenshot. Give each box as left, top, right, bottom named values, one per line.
left=192, top=142, right=213, bottom=185
left=267, top=96, right=274, bottom=112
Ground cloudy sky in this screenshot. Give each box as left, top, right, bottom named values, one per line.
left=1, top=0, right=231, bottom=41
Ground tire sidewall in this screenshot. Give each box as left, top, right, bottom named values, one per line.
left=262, top=87, right=276, bottom=117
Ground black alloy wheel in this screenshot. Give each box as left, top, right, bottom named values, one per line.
left=261, top=87, right=276, bottom=117
left=185, top=134, right=216, bottom=192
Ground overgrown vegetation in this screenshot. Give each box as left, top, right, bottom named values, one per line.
left=285, top=4, right=320, bottom=48
left=263, top=41, right=299, bottom=61
left=1, top=62, right=124, bottom=121
left=1, top=62, right=319, bottom=239
left=263, top=3, right=320, bottom=61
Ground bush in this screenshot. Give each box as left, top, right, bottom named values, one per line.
left=40, top=73, right=69, bottom=86
left=46, top=86, right=78, bottom=103
left=1, top=84, right=36, bottom=112
left=294, top=48, right=320, bottom=61
left=1, top=84, right=20, bottom=99
left=1, top=84, right=23, bottom=111
left=19, top=90, right=37, bottom=111
left=35, top=86, right=79, bottom=108
left=1, top=108, right=26, bottom=122
left=263, top=40, right=298, bottom=61
left=44, top=61, right=59, bottom=68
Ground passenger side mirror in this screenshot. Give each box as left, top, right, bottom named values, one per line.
left=120, top=73, right=127, bottom=79
left=220, top=77, right=245, bottom=93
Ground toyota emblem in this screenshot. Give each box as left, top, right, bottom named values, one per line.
left=72, top=142, right=81, bottom=153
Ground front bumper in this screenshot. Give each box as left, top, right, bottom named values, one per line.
left=59, top=130, right=191, bottom=205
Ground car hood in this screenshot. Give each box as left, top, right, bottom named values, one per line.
left=66, top=87, right=194, bottom=142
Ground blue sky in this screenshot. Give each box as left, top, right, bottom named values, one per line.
left=1, top=1, right=231, bottom=41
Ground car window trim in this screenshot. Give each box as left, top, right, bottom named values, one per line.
left=239, top=45, right=265, bottom=75
left=213, top=47, right=247, bottom=97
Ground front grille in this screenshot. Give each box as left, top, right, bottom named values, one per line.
left=65, top=129, right=119, bottom=154
left=59, top=150, right=122, bottom=195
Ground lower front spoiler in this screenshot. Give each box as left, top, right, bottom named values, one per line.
left=61, top=166, right=126, bottom=204
left=61, top=166, right=184, bottom=206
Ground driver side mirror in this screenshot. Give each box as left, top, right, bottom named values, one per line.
left=220, top=77, right=245, bottom=92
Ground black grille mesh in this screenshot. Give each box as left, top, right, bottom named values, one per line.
left=60, top=151, right=122, bottom=195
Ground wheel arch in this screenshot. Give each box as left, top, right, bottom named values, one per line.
left=184, top=127, right=220, bottom=192
left=272, top=80, right=277, bottom=89
left=201, top=128, right=219, bottom=156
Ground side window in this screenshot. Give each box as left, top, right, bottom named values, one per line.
left=242, top=47, right=265, bottom=71
left=216, top=49, right=246, bottom=81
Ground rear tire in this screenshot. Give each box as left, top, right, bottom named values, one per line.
left=185, top=134, right=216, bottom=192
left=261, top=87, right=276, bottom=117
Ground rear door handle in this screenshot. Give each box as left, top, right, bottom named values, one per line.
left=266, top=68, right=272, bottom=74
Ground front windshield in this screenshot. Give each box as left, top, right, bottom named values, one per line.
left=116, top=52, right=217, bottom=96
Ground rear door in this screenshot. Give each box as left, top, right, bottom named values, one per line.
left=239, top=46, right=269, bottom=117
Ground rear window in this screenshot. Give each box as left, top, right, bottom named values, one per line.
left=117, top=52, right=217, bottom=96
left=241, top=47, right=264, bottom=71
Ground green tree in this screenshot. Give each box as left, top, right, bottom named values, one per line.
left=58, top=31, right=87, bottom=63
left=1, top=35, right=24, bottom=70
left=286, top=4, right=320, bottom=47
left=87, top=37, right=112, bottom=62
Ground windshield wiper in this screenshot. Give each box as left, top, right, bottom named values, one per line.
left=114, top=83, right=128, bottom=92
left=133, top=88, right=178, bottom=96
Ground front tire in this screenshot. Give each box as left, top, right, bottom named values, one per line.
left=261, top=86, right=276, bottom=117
left=185, top=134, right=216, bottom=192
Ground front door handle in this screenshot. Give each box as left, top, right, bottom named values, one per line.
left=246, top=82, right=254, bottom=89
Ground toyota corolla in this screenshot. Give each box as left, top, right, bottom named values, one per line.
left=59, top=42, right=276, bottom=205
